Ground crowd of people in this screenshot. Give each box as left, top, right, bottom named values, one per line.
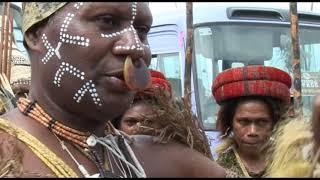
left=0, top=2, right=319, bottom=178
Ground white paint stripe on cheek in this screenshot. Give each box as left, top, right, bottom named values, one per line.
left=55, top=42, right=62, bottom=59
left=100, top=2, right=144, bottom=52
left=54, top=61, right=85, bottom=87
left=131, top=25, right=143, bottom=51
left=41, top=34, right=64, bottom=63
left=59, top=13, right=90, bottom=47
left=131, top=2, right=137, bottom=25
left=101, top=27, right=132, bottom=38
left=41, top=34, right=55, bottom=64
left=40, top=3, right=103, bottom=107
left=52, top=3, right=102, bottom=107
left=74, top=2, right=84, bottom=9
left=53, top=61, right=102, bottom=107
left=73, top=80, right=102, bottom=106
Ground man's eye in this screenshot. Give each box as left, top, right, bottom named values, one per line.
left=135, top=26, right=149, bottom=34
left=135, top=26, right=150, bottom=40
left=96, top=15, right=118, bottom=28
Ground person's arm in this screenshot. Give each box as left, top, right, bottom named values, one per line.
left=178, top=144, right=226, bottom=177
left=131, top=134, right=226, bottom=177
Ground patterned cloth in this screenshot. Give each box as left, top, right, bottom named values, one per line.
left=212, top=65, right=292, bottom=105
left=216, top=142, right=265, bottom=178
left=22, top=2, right=67, bottom=35
left=216, top=146, right=245, bottom=177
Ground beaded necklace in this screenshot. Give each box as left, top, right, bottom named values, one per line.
left=17, top=98, right=90, bottom=148
left=17, top=97, right=117, bottom=177
left=17, top=97, right=145, bottom=178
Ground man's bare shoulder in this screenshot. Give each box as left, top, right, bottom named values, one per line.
left=129, top=134, right=226, bottom=177
left=0, top=110, right=56, bottom=177
left=130, top=134, right=192, bottom=156
left=0, top=126, right=25, bottom=177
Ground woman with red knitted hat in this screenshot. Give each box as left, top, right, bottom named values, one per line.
left=212, top=65, right=291, bottom=177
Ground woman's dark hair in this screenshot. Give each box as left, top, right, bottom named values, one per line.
left=216, top=96, right=288, bottom=138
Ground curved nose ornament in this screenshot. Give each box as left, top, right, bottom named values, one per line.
left=124, top=56, right=151, bottom=91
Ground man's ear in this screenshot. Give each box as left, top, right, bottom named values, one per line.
left=24, top=25, right=45, bottom=51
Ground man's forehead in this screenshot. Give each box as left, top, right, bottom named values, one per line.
left=22, top=2, right=149, bottom=36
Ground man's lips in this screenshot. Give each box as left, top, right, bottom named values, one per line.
left=104, top=69, right=125, bottom=80
left=102, top=69, right=130, bottom=92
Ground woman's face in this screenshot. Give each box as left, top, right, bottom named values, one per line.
left=232, top=100, right=273, bottom=154
left=33, top=2, right=153, bottom=121
left=119, top=102, right=153, bottom=135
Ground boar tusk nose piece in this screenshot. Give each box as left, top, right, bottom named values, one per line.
left=124, top=56, right=151, bottom=91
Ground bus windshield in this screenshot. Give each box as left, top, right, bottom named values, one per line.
left=194, top=23, right=320, bottom=130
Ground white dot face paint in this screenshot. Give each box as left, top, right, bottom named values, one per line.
left=41, top=34, right=55, bottom=64
left=41, top=2, right=103, bottom=107
left=41, top=34, right=62, bottom=63
left=73, top=80, right=102, bottom=106
left=74, top=2, right=83, bottom=9
left=100, top=2, right=149, bottom=52
left=59, top=12, right=90, bottom=47
left=42, top=2, right=150, bottom=108
left=54, top=62, right=84, bottom=87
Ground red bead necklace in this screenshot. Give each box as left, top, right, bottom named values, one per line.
left=17, top=97, right=91, bottom=148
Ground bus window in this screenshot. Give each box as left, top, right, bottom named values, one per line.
left=149, top=52, right=182, bottom=97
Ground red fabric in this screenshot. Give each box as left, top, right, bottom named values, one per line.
left=212, top=65, right=292, bottom=92
left=150, top=70, right=166, bottom=80
left=213, top=80, right=290, bottom=104
left=151, top=77, right=172, bottom=94
left=212, top=65, right=292, bottom=105
left=136, top=70, right=172, bottom=98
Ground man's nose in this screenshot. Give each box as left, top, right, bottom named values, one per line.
left=112, top=26, right=146, bottom=61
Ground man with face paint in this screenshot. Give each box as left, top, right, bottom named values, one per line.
left=0, top=2, right=226, bottom=177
